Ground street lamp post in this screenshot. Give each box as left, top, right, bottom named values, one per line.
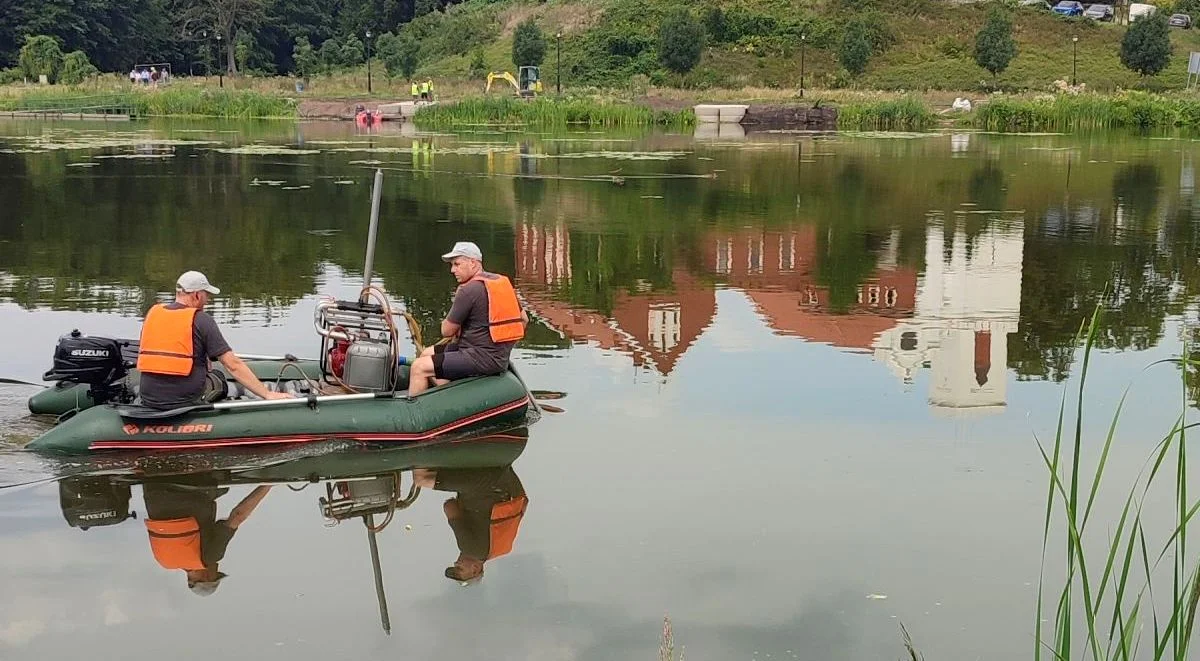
left=366, top=30, right=373, bottom=94
left=1072, top=36, right=1078, bottom=87
left=800, top=34, right=806, bottom=98
left=216, top=33, right=223, bottom=88
left=556, top=32, right=562, bottom=95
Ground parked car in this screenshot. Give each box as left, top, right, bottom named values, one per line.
left=1129, top=2, right=1158, bottom=21
left=1083, top=3, right=1114, bottom=20
left=1053, top=1, right=1085, bottom=16
left=1170, top=12, right=1193, bottom=27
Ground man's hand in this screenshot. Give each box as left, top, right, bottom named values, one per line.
left=261, top=391, right=294, bottom=401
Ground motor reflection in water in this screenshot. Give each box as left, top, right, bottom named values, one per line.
left=52, top=428, right=531, bottom=634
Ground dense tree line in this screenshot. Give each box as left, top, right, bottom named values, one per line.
left=0, top=0, right=465, bottom=75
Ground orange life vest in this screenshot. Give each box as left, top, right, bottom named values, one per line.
left=470, top=273, right=525, bottom=343
left=145, top=517, right=204, bottom=570
left=137, top=304, right=198, bottom=376
left=487, top=495, right=528, bottom=560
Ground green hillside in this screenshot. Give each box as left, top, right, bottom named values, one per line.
left=404, top=0, right=1200, bottom=93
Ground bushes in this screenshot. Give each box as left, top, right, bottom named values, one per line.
left=58, top=51, right=99, bottom=85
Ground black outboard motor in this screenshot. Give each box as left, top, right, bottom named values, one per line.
left=59, top=476, right=137, bottom=530
left=43, top=330, right=137, bottom=405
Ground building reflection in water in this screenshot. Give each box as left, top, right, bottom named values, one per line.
left=516, top=216, right=1025, bottom=416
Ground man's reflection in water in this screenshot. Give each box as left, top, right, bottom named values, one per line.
left=412, top=465, right=528, bottom=582
left=141, top=484, right=272, bottom=596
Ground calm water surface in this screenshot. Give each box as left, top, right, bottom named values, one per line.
left=2, top=119, right=1200, bottom=660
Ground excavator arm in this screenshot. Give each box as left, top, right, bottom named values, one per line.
left=485, top=71, right=520, bottom=94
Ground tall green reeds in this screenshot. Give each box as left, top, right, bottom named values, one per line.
left=0, top=87, right=296, bottom=118
left=977, top=92, right=1200, bottom=132
left=838, top=96, right=937, bottom=131
left=413, top=96, right=695, bottom=128
left=1038, top=304, right=1200, bottom=660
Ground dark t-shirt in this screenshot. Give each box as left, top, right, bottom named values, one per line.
left=142, top=484, right=238, bottom=566
left=448, top=280, right=517, bottom=373
left=139, top=303, right=233, bottom=409
left=436, top=467, right=525, bottom=561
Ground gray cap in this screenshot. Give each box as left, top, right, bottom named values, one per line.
left=176, top=271, right=221, bottom=295
left=441, top=241, right=483, bottom=262
left=187, top=571, right=228, bottom=597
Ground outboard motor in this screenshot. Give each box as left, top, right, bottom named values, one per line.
left=59, top=476, right=137, bottom=530
left=43, top=330, right=137, bottom=405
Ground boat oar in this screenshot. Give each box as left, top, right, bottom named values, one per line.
left=117, top=391, right=394, bottom=420
left=0, top=377, right=43, bottom=387
left=364, top=513, right=392, bottom=635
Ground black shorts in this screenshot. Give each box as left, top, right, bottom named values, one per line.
left=432, top=344, right=486, bottom=380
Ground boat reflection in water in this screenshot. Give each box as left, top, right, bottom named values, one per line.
left=53, top=428, right=531, bottom=634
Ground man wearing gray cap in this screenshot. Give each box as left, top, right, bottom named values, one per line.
left=137, top=271, right=293, bottom=410
left=408, top=242, right=528, bottom=396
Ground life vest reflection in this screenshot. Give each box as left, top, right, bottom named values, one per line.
left=54, top=435, right=530, bottom=633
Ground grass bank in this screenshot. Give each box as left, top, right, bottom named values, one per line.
left=0, top=85, right=297, bottom=118
left=412, top=96, right=695, bottom=127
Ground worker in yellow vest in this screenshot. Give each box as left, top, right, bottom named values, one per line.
left=410, top=80, right=418, bottom=100
left=426, top=78, right=435, bottom=101
left=419, top=79, right=429, bottom=101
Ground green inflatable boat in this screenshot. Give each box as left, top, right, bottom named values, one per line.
left=23, top=169, right=540, bottom=455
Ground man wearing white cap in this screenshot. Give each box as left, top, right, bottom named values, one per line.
left=137, top=271, right=294, bottom=410
left=408, top=242, right=528, bottom=396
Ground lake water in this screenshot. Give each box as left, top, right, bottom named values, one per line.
left=1, top=119, right=1199, bottom=660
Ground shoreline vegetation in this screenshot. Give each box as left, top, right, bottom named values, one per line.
left=5, top=78, right=1200, bottom=132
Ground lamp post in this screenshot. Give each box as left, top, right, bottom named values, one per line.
left=216, top=33, right=223, bottom=88
left=800, top=34, right=806, bottom=98
left=365, top=30, right=373, bottom=94
left=1071, top=36, right=1078, bottom=87
left=556, top=32, right=562, bottom=95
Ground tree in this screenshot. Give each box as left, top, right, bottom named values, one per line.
left=376, top=31, right=419, bottom=78
left=319, top=36, right=341, bottom=72
left=339, top=34, right=365, bottom=67
left=415, top=0, right=439, bottom=18
left=1121, top=12, right=1171, bottom=78
left=974, top=7, right=1016, bottom=79
left=235, top=38, right=251, bottom=73
left=658, top=9, right=704, bottom=75
left=292, top=36, right=319, bottom=82
left=469, top=47, right=488, bottom=78
left=839, top=19, right=872, bottom=77
left=18, top=35, right=64, bottom=83
left=180, top=0, right=267, bottom=74
left=512, top=19, right=546, bottom=68
left=59, top=50, right=99, bottom=84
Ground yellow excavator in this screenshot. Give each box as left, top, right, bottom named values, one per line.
left=485, top=66, right=543, bottom=97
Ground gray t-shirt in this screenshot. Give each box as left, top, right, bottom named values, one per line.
left=448, top=280, right=517, bottom=373
left=139, top=303, right=232, bottom=409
